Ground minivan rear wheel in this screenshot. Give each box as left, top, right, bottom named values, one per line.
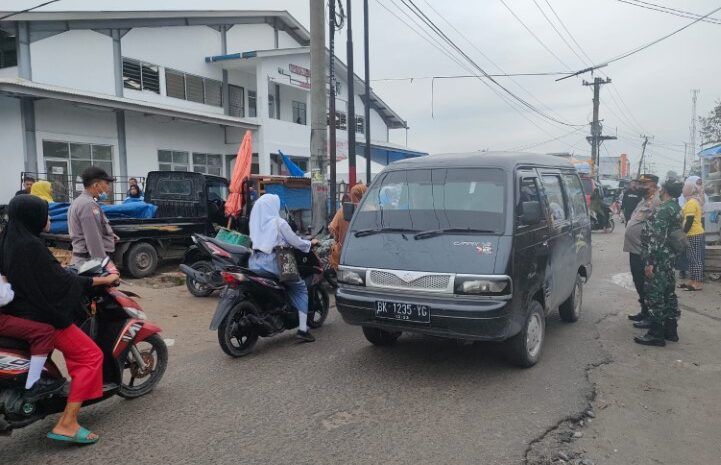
left=559, top=273, right=583, bottom=323
left=506, top=301, right=545, bottom=368
left=362, top=326, right=402, bottom=346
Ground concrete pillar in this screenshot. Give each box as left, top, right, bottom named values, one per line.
left=111, top=29, right=128, bottom=177
left=221, top=25, right=230, bottom=116
left=20, top=98, right=38, bottom=173
left=17, top=22, right=31, bottom=80
left=255, top=62, right=269, bottom=174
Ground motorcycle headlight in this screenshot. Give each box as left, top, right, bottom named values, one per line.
left=454, top=276, right=512, bottom=297
left=123, top=307, right=147, bottom=320
left=337, top=268, right=366, bottom=286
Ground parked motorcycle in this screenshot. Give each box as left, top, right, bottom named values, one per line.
left=182, top=242, right=330, bottom=357
left=590, top=209, right=615, bottom=233
left=182, top=234, right=251, bottom=297
left=0, top=257, right=167, bottom=435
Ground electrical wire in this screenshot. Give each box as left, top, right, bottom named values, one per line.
left=615, top=0, right=721, bottom=25
left=397, top=0, right=585, bottom=127
left=504, top=126, right=586, bottom=152
left=331, top=0, right=345, bottom=30
left=497, top=0, right=574, bottom=71
left=530, top=0, right=587, bottom=67
left=0, top=0, right=61, bottom=21
left=371, top=72, right=571, bottom=81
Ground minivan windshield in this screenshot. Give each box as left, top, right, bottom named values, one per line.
left=352, top=168, right=506, bottom=235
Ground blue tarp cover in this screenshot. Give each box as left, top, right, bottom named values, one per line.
left=700, top=144, right=721, bottom=157
left=47, top=201, right=158, bottom=234
left=263, top=185, right=311, bottom=210
left=278, top=150, right=306, bottom=177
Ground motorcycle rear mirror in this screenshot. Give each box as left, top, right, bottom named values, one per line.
left=342, top=202, right=356, bottom=222
left=101, top=256, right=111, bottom=268
left=78, top=259, right=104, bottom=276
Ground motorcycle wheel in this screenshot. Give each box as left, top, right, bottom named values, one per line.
left=185, top=260, right=215, bottom=298
left=607, top=219, right=616, bottom=233
left=218, top=300, right=259, bottom=358
left=307, top=286, right=329, bottom=329
left=119, top=334, right=168, bottom=399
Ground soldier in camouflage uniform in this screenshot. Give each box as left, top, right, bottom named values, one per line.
left=634, top=181, right=684, bottom=346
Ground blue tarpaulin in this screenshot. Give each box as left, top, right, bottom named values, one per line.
left=263, top=185, right=311, bottom=210
left=278, top=150, right=306, bottom=177
left=47, top=201, right=158, bottom=234
left=700, top=144, right=721, bottom=157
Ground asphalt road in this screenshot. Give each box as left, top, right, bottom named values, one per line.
left=1, top=231, right=627, bottom=465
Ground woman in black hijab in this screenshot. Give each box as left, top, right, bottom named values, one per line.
left=0, top=194, right=118, bottom=444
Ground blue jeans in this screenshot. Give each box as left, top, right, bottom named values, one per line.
left=249, top=252, right=308, bottom=315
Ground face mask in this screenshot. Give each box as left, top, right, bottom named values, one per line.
left=97, top=192, right=108, bottom=201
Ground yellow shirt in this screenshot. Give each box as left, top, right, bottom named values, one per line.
left=682, top=198, right=704, bottom=236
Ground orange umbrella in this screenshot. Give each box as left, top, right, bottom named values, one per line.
left=225, top=129, right=253, bottom=219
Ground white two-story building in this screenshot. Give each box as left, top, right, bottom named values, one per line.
left=0, top=9, right=424, bottom=202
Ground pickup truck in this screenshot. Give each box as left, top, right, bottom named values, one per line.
left=43, top=171, right=230, bottom=278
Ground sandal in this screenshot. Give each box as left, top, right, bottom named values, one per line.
left=47, top=426, right=99, bottom=445
left=678, top=284, right=688, bottom=289
left=684, top=286, right=702, bottom=292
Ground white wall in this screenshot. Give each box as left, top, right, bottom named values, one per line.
left=277, top=30, right=299, bottom=49
left=226, top=24, right=275, bottom=52
left=369, top=110, right=389, bottom=143
left=263, top=117, right=311, bottom=159
left=0, top=97, right=26, bottom=203
left=123, top=112, right=236, bottom=177
left=31, top=30, right=115, bottom=94
left=122, top=26, right=222, bottom=79
left=0, top=66, right=18, bottom=79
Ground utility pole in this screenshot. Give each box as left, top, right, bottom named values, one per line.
left=363, top=0, right=372, bottom=185
left=346, top=0, right=357, bottom=187
left=329, top=0, right=338, bottom=216
left=683, top=142, right=688, bottom=176
left=310, top=0, right=328, bottom=231
left=637, top=135, right=650, bottom=178
left=583, top=77, right=616, bottom=180
left=689, top=89, right=700, bottom=169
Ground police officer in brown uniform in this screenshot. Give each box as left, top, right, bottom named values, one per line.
left=68, top=167, right=117, bottom=265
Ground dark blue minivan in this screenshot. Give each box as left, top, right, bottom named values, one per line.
left=335, top=152, right=592, bottom=367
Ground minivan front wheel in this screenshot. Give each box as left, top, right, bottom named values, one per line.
left=559, top=273, right=583, bottom=322
left=506, top=301, right=545, bottom=368
left=362, top=326, right=402, bottom=346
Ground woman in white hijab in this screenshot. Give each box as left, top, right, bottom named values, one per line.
left=248, top=194, right=318, bottom=342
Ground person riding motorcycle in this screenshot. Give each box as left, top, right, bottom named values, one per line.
left=590, top=189, right=612, bottom=230
left=0, top=194, right=118, bottom=444
left=248, top=194, right=319, bottom=342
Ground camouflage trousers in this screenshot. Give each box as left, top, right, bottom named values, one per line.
left=644, top=261, right=680, bottom=324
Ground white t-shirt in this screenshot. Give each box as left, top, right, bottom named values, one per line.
left=0, top=276, right=14, bottom=307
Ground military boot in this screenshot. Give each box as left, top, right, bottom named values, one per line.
left=633, top=318, right=652, bottom=329
left=664, top=319, right=679, bottom=342
left=634, top=322, right=666, bottom=347
left=628, top=302, right=649, bottom=322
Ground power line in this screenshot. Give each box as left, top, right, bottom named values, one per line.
left=504, top=126, right=586, bottom=151
left=0, top=0, right=60, bottom=21
left=497, top=0, right=574, bottom=71
left=530, top=0, right=587, bottom=66
left=616, top=0, right=721, bottom=25
left=371, top=72, right=571, bottom=81
left=397, top=0, right=584, bottom=127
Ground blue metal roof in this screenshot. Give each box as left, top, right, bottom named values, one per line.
left=700, top=144, right=721, bottom=157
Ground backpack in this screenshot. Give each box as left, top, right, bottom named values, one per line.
left=668, top=228, right=689, bottom=254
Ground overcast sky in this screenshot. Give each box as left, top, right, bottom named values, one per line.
left=2, top=0, right=720, bottom=177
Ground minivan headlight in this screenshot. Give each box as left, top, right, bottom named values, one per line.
left=337, top=268, right=366, bottom=286
left=454, top=276, right=511, bottom=296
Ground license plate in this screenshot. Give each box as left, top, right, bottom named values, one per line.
left=375, top=301, right=430, bottom=323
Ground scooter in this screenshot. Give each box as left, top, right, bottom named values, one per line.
left=181, top=233, right=252, bottom=297
left=590, top=209, right=615, bottom=233
left=182, top=241, right=330, bottom=357
left=0, top=257, right=168, bottom=435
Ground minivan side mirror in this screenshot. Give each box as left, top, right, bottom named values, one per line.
left=521, top=201, right=543, bottom=225
left=342, top=202, right=356, bottom=222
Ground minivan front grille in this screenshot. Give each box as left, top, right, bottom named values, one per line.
left=368, top=270, right=452, bottom=292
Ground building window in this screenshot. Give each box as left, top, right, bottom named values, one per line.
left=192, top=153, right=223, bottom=176
left=122, top=58, right=160, bottom=93
left=165, top=69, right=186, bottom=100
left=226, top=153, right=259, bottom=178
left=268, top=94, right=276, bottom=119
left=248, top=90, right=257, bottom=117
left=356, top=116, right=365, bottom=134
left=0, top=31, right=17, bottom=69
left=42, top=140, right=114, bottom=201
left=292, top=101, right=307, bottom=125
left=158, top=150, right=189, bottom=171
left=271, top=154, right=308, bottom=176
left=336, top=111, right=347, bottom=130
left=165, top=68, right=223, bottom=107
left=229, top=85, right=245, bottom=117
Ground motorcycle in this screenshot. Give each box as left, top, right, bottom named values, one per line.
left=590, top=209, right=615, bottom=233
left=181, top=233, right=251, bottom=297
left=182, top=241, right=330, bottom=358
left=0, top=257, right=167, bottom=435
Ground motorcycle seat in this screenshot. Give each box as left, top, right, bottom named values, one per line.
left=248, top=269, right=279, bottom=281
left=206, top=237, right=252, bottom=256
left=0, top=336, right=30, bottom=351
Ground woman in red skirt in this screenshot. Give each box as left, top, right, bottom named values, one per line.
left=0, top=195, right=118, bottom=444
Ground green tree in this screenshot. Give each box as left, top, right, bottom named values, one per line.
left=699, top=99, right=721, bottom=145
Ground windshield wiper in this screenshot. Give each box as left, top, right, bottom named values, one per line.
left=354, top=227, right=417, bottom=238
left=413, top=228, right=496, bottom=240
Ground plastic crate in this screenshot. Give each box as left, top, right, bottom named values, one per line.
left=215, top=228, right=252, bottom=248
